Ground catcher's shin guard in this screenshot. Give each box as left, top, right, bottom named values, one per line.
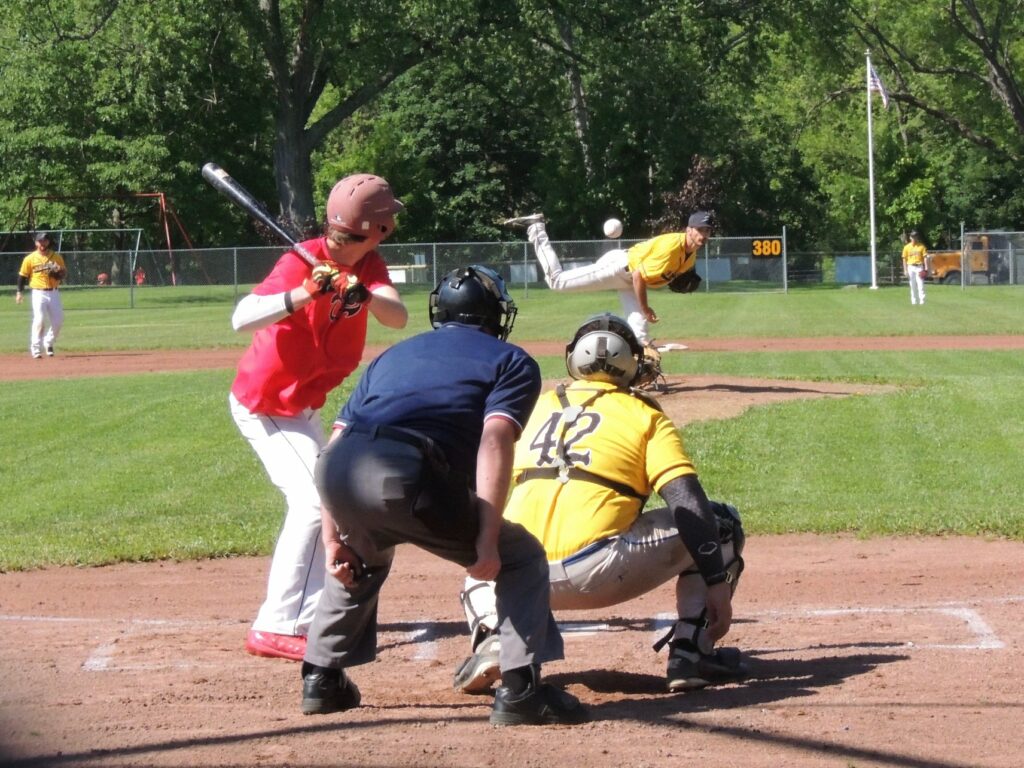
left=460, top=579, right=498, bottom=651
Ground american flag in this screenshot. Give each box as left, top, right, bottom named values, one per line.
left=869, top=65, right=890, bottom=109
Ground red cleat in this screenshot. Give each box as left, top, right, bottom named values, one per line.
left=245, top=629, right=306, bottom=661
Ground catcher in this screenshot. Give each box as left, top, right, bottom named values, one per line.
left=502, top=210, right=711, bottom=353
left=453, top=313, right=748, bottom=695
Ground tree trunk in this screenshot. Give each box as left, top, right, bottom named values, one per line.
left=555, top=11, right=594, bottom=182
left=272, top=106, right=318, bottom=237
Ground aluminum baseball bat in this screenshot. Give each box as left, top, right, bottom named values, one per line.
left=201, top=162, right=320, bottom=267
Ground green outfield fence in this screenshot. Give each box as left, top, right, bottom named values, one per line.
left=4, top=229, right=1020, bottom=308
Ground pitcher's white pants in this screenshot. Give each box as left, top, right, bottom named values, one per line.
left=230, top=393, right=325, bottom=636
left=528, top=223, right=650, bottom=344
left=907, top=265, right=926, bottom=305
left=29, top=289, right=63, bottom=357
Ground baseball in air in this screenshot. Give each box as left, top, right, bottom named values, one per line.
left=603, top=218, right=623, bottom=238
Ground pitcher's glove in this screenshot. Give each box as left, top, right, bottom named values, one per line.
left=636, top=344, right=666, bottom=391
left=668, top=270, right=702, bottom=294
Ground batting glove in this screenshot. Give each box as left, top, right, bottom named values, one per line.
left=341, top=277, right=372, bottom=309
left=303, top=263, right=341, bottom=296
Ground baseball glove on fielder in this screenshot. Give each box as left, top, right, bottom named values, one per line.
left=667, top=269, right=702, bottom=294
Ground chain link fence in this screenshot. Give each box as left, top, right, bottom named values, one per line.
left=22, top=229, right=1024, bottom=306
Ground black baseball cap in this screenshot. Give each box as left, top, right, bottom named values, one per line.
left=688, top=211, right=713, bottom=229
left=34, top=231, right=51, bottom=242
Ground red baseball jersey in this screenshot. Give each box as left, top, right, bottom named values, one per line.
left=231, top=237, right=393, bottom=416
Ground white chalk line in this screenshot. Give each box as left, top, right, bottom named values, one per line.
left=565, top=596, right=1021, bottom=650
left=3, top=596, right=1019, bottom=671
left=0, top=615, right=234, bottom=627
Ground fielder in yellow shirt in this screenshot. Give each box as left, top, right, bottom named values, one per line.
left=901, top=229, right=928, bottom=305
left=454, top=313, right=748, bottom=695
left=502, top=211, right=712, bottom=346
left=15, top=232, right=66, bottom=358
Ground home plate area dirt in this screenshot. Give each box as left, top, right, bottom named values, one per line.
left=1, top=336, right=1022, bottom=767
left=1, top=537, right=1022, bottom=767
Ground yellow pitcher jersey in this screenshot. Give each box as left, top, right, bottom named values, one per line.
left=626, top=233, right=697, bottom=287
left=19, top=250, right=66, bottom=290
left=506, top=380, right=697, bottom=560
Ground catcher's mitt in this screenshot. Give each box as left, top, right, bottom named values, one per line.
left=635, top=344, right=666, bottom=391
left=667, top=269, right=701, bottom=294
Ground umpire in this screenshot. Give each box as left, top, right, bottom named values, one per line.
left=302, top=265, right=588, bottom=727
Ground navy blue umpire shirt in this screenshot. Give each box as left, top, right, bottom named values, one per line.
left=335, top=323, right=542, bottom=479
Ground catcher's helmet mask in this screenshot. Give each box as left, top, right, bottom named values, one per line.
left=565, top=313, right=644, bottom=387
left=429, top=265, right=518, bottom=341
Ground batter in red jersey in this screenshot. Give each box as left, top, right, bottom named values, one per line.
left=229, top=174, right=409, bottom=662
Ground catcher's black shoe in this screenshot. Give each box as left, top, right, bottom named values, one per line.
left=490, top=682, right=589, bottom=726
left=301, top=668, right=361, bottom=715
left=666, top=642, right=749, bottom=692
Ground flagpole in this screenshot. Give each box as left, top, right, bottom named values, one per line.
left=866, top=49, right=879, bottom=290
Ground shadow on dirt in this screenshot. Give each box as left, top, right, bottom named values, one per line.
left=559, top=649, right=908, bottom=706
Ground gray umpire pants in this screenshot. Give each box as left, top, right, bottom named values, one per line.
left=305, top=425, right=564, bottom=674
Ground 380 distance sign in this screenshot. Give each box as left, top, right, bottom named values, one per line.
left=751, top=238, right=783, bottom=257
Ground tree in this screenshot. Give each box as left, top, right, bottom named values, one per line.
left=231, top=0, right=530, bottom=234
left=0, top=0, right=272, bottom=245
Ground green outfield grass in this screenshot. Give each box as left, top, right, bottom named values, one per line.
left=0, top=285, right=1022, bottom=569
left=1, top=283, right=1023, bottom=352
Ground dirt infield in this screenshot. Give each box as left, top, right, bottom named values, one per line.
left=2, top=333, right=1023, bottom=382
left=1, top=334, right=1022, bottom=767
left=1, top=537, right=1021, bottom=768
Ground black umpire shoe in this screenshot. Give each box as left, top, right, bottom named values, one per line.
left=666, top=642, right=749, bottom=692
left=301, top=668, right=361, bottom=715
left=490, top=682, right=589, bottom=726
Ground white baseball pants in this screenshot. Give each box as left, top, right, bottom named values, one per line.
left=528, top=223, right=650, bottom=344
left=230, top=393, right=326, bottom=637
left=29, top=289, right=63, bottom=357
left=907, top=265, right=926, bottom=305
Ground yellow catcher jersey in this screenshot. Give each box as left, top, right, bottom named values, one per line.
left=901, top=242, right=927, bottom=266
left=19, top=250, right=66, bottom=290
left=506, top=380, right=697, bottom=560
left=626, top=233, right=697, bottom=287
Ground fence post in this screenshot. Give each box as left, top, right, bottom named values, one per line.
left=960, top=221, right=966, bottom=290
left=523, top=242, right=529, bottom=298
left=782, top=225, right=789, bottom=293
left=702, top=241, right=709, bottom=292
